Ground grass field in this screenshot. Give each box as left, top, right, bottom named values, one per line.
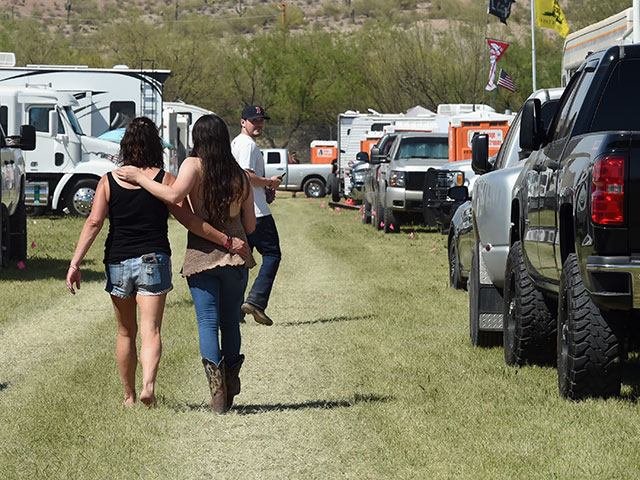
left=2, top=195, right=640, bottom=479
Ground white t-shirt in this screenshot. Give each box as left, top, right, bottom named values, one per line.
left=231, top=133, right=271, bottom=218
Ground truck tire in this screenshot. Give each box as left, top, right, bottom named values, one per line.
left=303, top=178, right=326, bottom=198
left=374, top=190, right=384, bottom=230
left=503, top=241, right=556, bottom=366
left=66, top=178, right=98, bottom=217
left=1, top=206, right=10, bottom=268
left=9, top=190, right=27, bottom=261
left=469, top=242, right=502, bottom=347
left=362, top=197, right=372, bottom=224
left=448, top=236, right=464, bottom=289
left=557, top=253, right=622, bottom=399
left=383, top=206, right=401, bottom=234
left=330, top=174, right=340, bottom=202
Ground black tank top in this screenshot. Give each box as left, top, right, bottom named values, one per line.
left=103, top=170, right=171, bottom=264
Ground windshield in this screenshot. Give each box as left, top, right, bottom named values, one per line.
left=397, top=137, right=448, bottom=159
left=65, top=106, right=84, bottom=135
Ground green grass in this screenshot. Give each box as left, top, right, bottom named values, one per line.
left=2, top=197, right=640, bottom=479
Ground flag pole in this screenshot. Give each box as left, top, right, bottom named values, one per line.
left=483, top=3, right=490, bottom=106
left=531, top=0, right=537, bottom=91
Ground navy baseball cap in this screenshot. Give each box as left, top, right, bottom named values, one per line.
left=242, top=105, right=270, bottom=120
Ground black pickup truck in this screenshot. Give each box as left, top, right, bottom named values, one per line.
left=507, top=45, right=640, bottom=399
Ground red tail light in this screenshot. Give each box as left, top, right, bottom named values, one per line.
left=591, top=154, right=625, bottom=225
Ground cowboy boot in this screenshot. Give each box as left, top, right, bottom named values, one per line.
left=202, top=358, right=227, bottom=413
left=225, top=354, right=244, bottom=409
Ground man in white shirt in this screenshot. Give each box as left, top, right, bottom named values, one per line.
left=231, top=105, right=283, bottom=326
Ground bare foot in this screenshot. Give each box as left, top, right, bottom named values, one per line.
left=120, top=394, right=136, bottom=408
left=140, top=389, right=157, bottom=408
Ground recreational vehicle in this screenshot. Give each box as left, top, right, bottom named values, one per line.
left=0, top=85, right=120, bottom=216
left=163, top=101, right=214, bottom=164
left=561, top=8, right=634, bottom=86
left=0, top=54, right=170, bottom=138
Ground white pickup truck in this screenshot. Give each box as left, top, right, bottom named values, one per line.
left=1, top=124, right=35, bottom=269
left=262, top=148, right=332, bottom=198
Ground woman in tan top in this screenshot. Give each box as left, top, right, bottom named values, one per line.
left=116, top=114, right=256, bottom=413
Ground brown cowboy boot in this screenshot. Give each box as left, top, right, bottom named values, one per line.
left=202, top=358, right=227, bottom=413
left=225, top=355, right=244, bottom=409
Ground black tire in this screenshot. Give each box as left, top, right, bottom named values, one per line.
left=330, top=174, right=340, bottom=202
left=469, top=241, right=502, bottom=347
left=374, top=189, right=384, bottom=230
left=503, top=241, right=556, bottom=366
left=65, top=179, right=98, bottom=217
left=303, top=178, right=326, bottom=198
left=0, top=206, right=9, bottom=269
left=448, top=236, right=464, bottom=289
left=557, top=253, right=622, bottom=399
left=383, top=205, right=401, bottom=234
left=362, top=197, right=372, bottom=224
left=9, top=190, right=27, bottom=261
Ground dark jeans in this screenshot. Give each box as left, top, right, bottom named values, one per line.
left=187, top=265, right=248, bottom=367
left=246, top=214, right=281, bottom=311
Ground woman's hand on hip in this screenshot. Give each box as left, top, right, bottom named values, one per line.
left=229, top=237, right=249, bottom=259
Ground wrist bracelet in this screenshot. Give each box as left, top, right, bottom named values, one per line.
left=224, top=234, right=233, bottom=250
left=69, top=265, right=78, bottom=271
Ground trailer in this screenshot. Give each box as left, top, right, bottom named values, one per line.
left=163, top=101, right=214, bottom=164
left=561, top=8, right=634, bottom=86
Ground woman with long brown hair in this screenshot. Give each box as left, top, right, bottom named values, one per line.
left=116, top=114, right=256, bottom=413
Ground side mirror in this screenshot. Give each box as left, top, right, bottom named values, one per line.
left=471, top=134, right=490, bottom=175
left=356, top=151, right=369, bottom=163
left=19, top=124, right=36, bottom=151
left=48, top=110, right=58, bottom=138
left=448, top=185, right=469, bottom=202
left=520, top=98, right=544, bottom=151
left=370, top=146, right=382, bottom=164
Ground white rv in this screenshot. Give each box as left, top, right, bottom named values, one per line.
left=561, top=8, right=634, bottom=86
left=163, top=101, right=214, bottom=164
left=0, top=85, right=120, bottom=216
left=0, top=54, right=170, bottom=137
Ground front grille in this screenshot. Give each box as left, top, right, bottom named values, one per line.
left=406, top=172, right=426, bottom=191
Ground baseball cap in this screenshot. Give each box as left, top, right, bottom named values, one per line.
left=242, top=105, right=270, bottom=120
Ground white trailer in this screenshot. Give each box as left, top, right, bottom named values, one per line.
left=561, top=8, right=634, bottom=86
left=163, top=101, right=214, bottom=164
left=0, top=56, right=170, bottom=138
left=0, top=85, right=120, bottom=216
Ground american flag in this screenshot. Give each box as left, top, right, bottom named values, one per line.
left=497, top=69, right=515, bottom=92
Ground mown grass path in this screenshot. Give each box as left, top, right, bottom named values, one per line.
left=2, top=196, right=640, bottom=479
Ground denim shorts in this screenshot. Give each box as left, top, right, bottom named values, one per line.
left=105, top=252, right=173, bottom=299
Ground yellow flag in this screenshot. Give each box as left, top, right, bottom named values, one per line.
left=535, top=0, right=570, bottom=38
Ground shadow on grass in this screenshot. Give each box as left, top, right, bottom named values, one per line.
left=280, top=314, right=374, bottom=327
left=0, top=382, right=9, bottom=392
left=0, top=258, right=104, bottom=282
left=172, top=393, right=393, bottom=414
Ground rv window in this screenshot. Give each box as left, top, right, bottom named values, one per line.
left=65, top=106, right=84, bottom=136
left=28, top=107, right=64, bottom=134
left=110, top=101, right=136, bottom=129
left=0, top=106, right=7, bottom=135
left=266, top=152, right=281, bottom=164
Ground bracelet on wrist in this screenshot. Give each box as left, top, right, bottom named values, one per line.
left=223, top=234, right=233, bottom=250
left=69, top=264, right=79, bottom=271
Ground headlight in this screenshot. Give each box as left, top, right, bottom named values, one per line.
left=442, top=171, right=464, bottom=187
left=389, top=170, right=405, bottom=187
left=353, top=171, right=365, bottom=183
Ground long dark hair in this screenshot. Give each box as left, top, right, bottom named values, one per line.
left=118, top=117, right=164, bottom=168
left=191, top=114, right=246, bottom=225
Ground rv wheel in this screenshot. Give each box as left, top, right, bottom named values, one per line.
left=66, top=179, right=98, bottom=217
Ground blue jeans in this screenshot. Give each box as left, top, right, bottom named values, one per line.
left=187, top=266, right=248, bottom=366
left=246, top=214, right=281, bottom=311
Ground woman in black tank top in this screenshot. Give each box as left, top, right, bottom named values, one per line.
left=66, top=117, right=237, bottom=408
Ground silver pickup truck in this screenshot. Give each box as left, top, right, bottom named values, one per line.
left=262, top=148, right=332, bottom=198
left=377, top=132, right=449, bottom=233
left=1, top=124, right=36, bottom=268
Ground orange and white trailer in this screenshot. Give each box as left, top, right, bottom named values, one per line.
left=310, top=140, right=338, bottom=164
